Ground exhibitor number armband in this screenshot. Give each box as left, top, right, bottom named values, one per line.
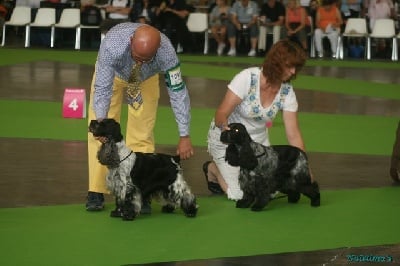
left=165, top=64, right=184, bottom=92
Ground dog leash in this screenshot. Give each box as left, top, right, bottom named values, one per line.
left=120, top=151, right=133, bottom=163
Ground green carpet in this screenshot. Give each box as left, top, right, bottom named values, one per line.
left=1, top=48, right=399, bottom=265
left=0, top=187, right=399, bottom=266
left=0, top=100, right=397, bottom=155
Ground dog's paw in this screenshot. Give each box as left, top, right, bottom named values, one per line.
left=110, top=207, right=123, bottom=218
left=311, top=193, right=321, bottom=207
left=161, top=205, right=175, bottom=213
left=236, top=198, right=252, bottom=208
left=287, top=191, right=301, bottom=203
left=250, top=197, right=268, bottom=211
left=250, top=205, right=265, bottom=212
left=122, top=214, right=135, bottom=221
left=184, top=205, right=198, bottom=218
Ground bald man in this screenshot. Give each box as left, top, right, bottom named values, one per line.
left=86, top=23, right=194, bottom=212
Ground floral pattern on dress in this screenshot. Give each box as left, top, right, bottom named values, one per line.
left=247, top=73, right=290, bottom=123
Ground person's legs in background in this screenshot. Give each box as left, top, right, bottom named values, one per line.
left=226, top=22, right=237, bottom=56
left=248, top=24, right=258, bottom=57
left=258, top=25, right=267, bottom=52
left=272, top=25, right=282, bottom=44
left=314, top=28, right=324, bottom=57
left=327, top=30, right=339, bottom=58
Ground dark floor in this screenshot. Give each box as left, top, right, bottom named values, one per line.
left=0, top=60, right=399, bottom=265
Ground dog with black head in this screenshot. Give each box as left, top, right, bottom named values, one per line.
left=220, top=122, right=320, bottom=211
left=89, top=118, right=198, bottom=220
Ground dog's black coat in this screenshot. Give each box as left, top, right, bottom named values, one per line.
left=220, top=122, right=320, bottom=211
left=89, top=119, right=198, bottom=220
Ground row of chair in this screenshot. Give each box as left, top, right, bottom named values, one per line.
left=1, top=6, right=100, bottom=49
left=336, top=18, right=398, bottom=61
left=188, top=12, right=399, bottom=61
left=2, top=7, right=398, bottom=60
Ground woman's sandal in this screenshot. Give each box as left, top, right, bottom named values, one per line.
left=203, top=161, right=224, bottom=194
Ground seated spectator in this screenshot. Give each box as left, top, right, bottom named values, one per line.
left=258, top=0, right=285, bottom=52
left=308, top=0, right=319, bottom=27
left=340, top=0, right=363, bottom=22
left=282, top=0, right=309, bottom=51
left=130, top=0, right=156, bottom=24
left=81, top=2, right=103, bottom=26
left=367, top=0, right=395, bottom=31
left=100, top=0, right=133, bottom=35
left=258, top=0, right=285, bottom=53
left=209, top=0, right=231, bottom=55
left=80, top=1, right=103, bottom=48
left=154, top=0, right=194, bottom=52
left=227, top=0, right=259, bottom=56
left=314, top=0, right=343, bottom=58
left=0, top=0, right=7, bottom=36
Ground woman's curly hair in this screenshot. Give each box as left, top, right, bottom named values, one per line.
left=262, top=40, right=307, bottom=84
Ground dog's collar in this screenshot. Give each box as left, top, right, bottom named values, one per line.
left=120, top=151, right=133, bottom=163
left=255, top=152, right=266, bottom=158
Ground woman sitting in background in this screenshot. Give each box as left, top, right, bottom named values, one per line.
left=209, top=0, right=231, bottom=55
left=282, top=0, right=309, bottom=52
left=314, top=0, right=342, bottom=58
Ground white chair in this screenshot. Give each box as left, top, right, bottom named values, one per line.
left=25, top=7, right=56, bottom=48
left=1, top=6, right=32, bottom=47
left=51, top=8, right=81, bottom=49
left=338, top=18, right=368, bottom=59
left=186, top=12, right=209, bottom=54
left=366, top=18, right=397, bottom=61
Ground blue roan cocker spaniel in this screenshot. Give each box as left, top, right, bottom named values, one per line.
left=89, top=119, right=198, bottom=221
left=220, top=123, right=320, bottom=211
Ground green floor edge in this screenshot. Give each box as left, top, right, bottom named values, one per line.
left=0, top=187, right=399, bottom=266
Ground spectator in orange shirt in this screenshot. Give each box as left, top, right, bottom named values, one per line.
left=282, top=0, right=310, bottom=51
left=314, top=0, right=342, bottom=58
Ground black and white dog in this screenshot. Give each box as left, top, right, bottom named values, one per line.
left=220, top=123, right=320, bottom=211
left=89, top=119, right=198, bottom=220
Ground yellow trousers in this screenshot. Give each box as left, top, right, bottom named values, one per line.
left=87, top=74, right=160, bottom=193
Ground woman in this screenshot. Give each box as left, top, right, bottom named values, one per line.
left=282, top=0, right=309, bottom=51
left=204, top=40, right=311, bottom=200
left=367, top=0, right=395, bottom=31
left=314, top=0, right=342, bottom=58
left=209, top=0, right=231, bottom=55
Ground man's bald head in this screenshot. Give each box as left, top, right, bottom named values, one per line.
left=130, top=25, right=161, bottom=63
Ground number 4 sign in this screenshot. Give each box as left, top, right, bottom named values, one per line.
left=62, top=88, right=86, bottom=118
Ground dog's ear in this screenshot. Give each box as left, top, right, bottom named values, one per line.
left=238, top=142, right=258, bottom=170
left=97, top=139, right=120, bottom=168
left=225, top=144, right=240, bottom=166
left=108, top=119, right=123, bottom=142
left=88, top=120, right=99, bottom=134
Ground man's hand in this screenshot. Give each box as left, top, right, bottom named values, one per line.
left=177, top=136, right=194, bottom=160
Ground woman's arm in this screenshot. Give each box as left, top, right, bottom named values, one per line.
left=282, top=110, right=305, bottom=151
left=214, top=89, right=242, bottom=129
